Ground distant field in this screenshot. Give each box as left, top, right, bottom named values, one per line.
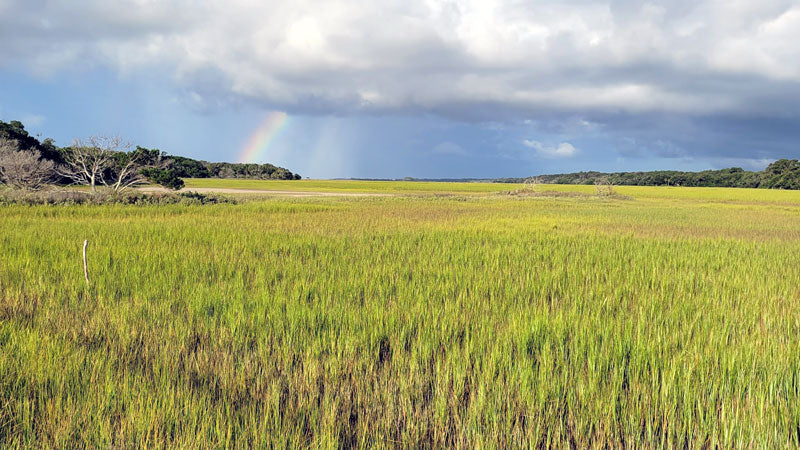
left=183, top=177, right=527, bottom=194
left=2, top=182, right=800, bottom=447
left=184, top=177, right=800, bottom=204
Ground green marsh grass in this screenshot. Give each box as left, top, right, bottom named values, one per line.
left=185, top=178, right=800, bottom=204
left=1, top=185, right=800, bottom=447
left=182, top=178, right=520, bottom=194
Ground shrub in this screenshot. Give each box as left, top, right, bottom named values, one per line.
left=142, top=168, right=185, bottom=190
left=177, top=191, right=236, bottom=205
left=0, top=188, right=234, bottom=206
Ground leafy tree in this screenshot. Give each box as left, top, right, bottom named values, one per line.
left=762, top=159, right=800, bottom=189
left=0, top=120, right=63, bottom=163
left=765, top=159, right=800, bottom=176
left=170, top=156, right=212, bottom=178
left=169, top=156, right=300, bottom=180
left=105, top=146, right=172, bottom=192
left=141, top=168, right=185, bottom=190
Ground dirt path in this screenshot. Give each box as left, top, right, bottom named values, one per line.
left=140, top=187, right=391, bottom=197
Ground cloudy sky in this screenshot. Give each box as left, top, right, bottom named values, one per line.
left=1, top=0, right=799, bottom=178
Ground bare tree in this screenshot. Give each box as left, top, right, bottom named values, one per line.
left=218, top=167, right=236, bottom=179
left=105, top=146, right=170, bottom=192
left=594, top=176, right=615, bottom=196
left=57, top=136, right=123, bottom=192
left=0, top=138, right=55, bottom=190
left=523, top=176, right=541, bottom=192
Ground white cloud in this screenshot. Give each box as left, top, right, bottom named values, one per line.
left=522, top=140, right=577, bottom=158
left=2, top=0, right=800, bottom=121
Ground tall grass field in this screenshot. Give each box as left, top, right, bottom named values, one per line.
left=2, top=181, right=800, bottom=447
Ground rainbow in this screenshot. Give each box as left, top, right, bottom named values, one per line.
left=237, top=111, right=289, bottom=163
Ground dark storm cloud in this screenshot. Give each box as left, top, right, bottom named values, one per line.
left=2, top=0, right=800, bottom=164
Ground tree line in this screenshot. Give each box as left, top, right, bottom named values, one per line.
left=168, top=156, right=300, bottom=180
left=492, top=162, right=800, bottom=190
left=0, top=120, right=301, bottom=192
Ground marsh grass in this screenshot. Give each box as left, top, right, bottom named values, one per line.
left=183, top=178, right=800, bottom=204
left=0, top=187, right=234, bottom=206
left=502, top=186, right=633, bottom=201
left=1, top=186, right=800, bottom=447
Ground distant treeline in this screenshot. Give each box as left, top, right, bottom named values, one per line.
left=169, top=156, right=300, bottom=180
left=349, top=161, right=800, bottom=190
left=493, top=162, right=800, bottom=189
left=0, top=120, right=300, bottom=182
